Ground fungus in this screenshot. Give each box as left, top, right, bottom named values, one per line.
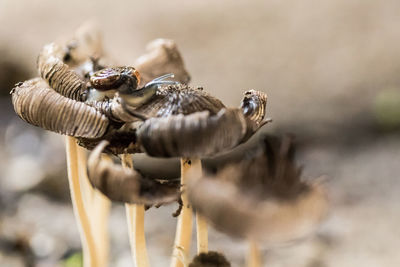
left=10, top=22, right=274, bottom=266
left=187, top=135, right=328, bottom=266
left=38, top=23, right=112, bottom=267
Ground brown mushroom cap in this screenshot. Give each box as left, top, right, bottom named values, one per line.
left=87, top=140, right=180, bottom=205
left=135, top=86, right=269, bottom=157
left=187, top=136, right=328, bottom=246
left=137, top=108, right=247, bottom=157
left=11, top=78, right=109, bottom=139
left=37, top=42, right=88, bottom=101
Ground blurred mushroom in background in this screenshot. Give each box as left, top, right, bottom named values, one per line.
left=188, top=135, right=328, bottom=266
left=189, top=251, right=231, bottom=267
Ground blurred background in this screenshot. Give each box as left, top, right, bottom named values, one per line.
left=1, top=0, right=400, bottom=266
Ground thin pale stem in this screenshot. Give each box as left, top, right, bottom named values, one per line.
left=193, top=159, right=208, bottom=254
left=171, top=158, right=204, bottom=267
left=196, top=213, right=208, bottom=254
left=121, top=154, right=150, bottom=267
left=65, top=136, right=97, bottom=267
left=77, top=146, right=111, bottom=267
left=92, top=191, right=111, bottom=263
left=247, top=240, right=261, bottom=267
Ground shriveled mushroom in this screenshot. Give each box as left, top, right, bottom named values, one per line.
left=88, top=141, right=181, bottom=267
left=11, top=20, right=272, bottom=266
left=135, top=87, right=268, bottom=157
left=187, top=135, right=328, bottom=266
left=39, top=23, right=111, bottom=267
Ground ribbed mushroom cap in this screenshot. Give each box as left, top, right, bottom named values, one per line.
left=187, top=135, right=328, bottom=246
left=11, top=78, right=109, bottom=139
left=37, top=42, right=88, bottom=101
left=87, top=140, right=180, bottom=205
left=135, top=86, right=269, bottom=157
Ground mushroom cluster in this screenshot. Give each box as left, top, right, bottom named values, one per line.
left=10, top=23, right=326, bottom=267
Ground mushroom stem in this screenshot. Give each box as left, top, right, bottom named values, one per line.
left=65, top=136, right=98, bottom=267
left=191, top=160, right=208, bottom=254
left=194, top=159, right=208, bottom=254
left=171, top=158, right=203, bottom=267
left=196, top=213, right=208, bottom=254
left=77, top=146, right=111, bottom=267
left=91, top=190, right=111, bottom=264
left=247, top=240, right=261, bottom=267
left=121, top=154, right=150, bottom=267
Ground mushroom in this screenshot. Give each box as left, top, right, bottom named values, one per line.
left=39, top=23, right=111, bottom=267
left=11, top=21, right=272, bottom=266
left=187, top=135, right=328, bottom=266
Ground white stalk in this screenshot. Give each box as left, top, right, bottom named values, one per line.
left=247, top=240, right=261, bottom=267
left=121, top=154, right=150, bottom=267
left=65, top=136, right=98, bottom=267
left=196, top=212, right=208, bottom=254
left=76, top=145, right=111, bottom=267
left=171, top=158, right=205, bottom=267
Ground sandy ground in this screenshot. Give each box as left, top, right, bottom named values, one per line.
left=1, top=1, right=400, bottom=266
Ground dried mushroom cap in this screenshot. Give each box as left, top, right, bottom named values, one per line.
left=87, top=140, right=180, bottom=204
left=11, top=78, right=143, bottom=154
left=135, top=39, right=191, bottom=85
left=137, top=109, right=247, bottom=157
left=135, top=86, right=268, bottom=157
left=187, top=136, right=328, bottom=245
left=37, top=42, right=87, bottom=101
left=11, top=78, right=109, bottom=139
left=189, top=251, right=231, bottom=267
